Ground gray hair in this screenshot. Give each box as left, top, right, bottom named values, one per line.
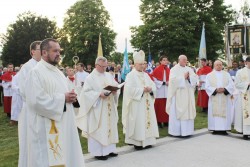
left=95, top=57, right=107, bottom=64
left=178, top=55, right=187, bottom=60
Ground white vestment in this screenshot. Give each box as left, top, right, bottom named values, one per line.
left=166, top=64, right=198, bottom=136
left=11, top=73, right=23, bottom=121
left=25, top=59, right=85, bottom=167
left=234, top=67, right=250, bottom=135
left=18, top=58, right=38, bottom=167
left=2, top=80, right=13, bottom=97
left=153, top=70, right=168, bottom=98
left=66, top=76, right=76, bottom=91
left=122, top=69, right=159, bottom=147
left=75, top=71, right=89, bottom=96
left=77, top=69, right=119, bottom=156
left=205, top=70, right=234, bottom=131
left=66, top=76, right=79, bottom=115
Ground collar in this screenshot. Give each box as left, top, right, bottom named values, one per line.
left=40, top=59, right=58, bottom=72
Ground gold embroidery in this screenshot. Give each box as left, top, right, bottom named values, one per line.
left=49, top=135, right=62, bottom=160
left=146, top=95, right=151, bottom=130
left=243, top=93, right=250, bottom=119
left=48, top=120, right=63, bottom=162
left=49, top=120, right=58, bottom=134
left=210, top=72, right=228, bottom=118
left=107, top=97, right=112, bottom=138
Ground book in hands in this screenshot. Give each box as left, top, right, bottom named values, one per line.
left=103, top=82, right=125, bottom=91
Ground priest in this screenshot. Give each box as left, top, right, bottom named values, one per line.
left=77, top=56, right=119, bottom=160
left=25, top=38, right=85, bottom=167
left=196, top=58, right=212, bottom=112
left=18, top=41, right=41, bottom=167
left=234, top=56, right=250, bottom=140
left=151, top=54, right=170, bottom=128
left=10, top=71, right=23, bottom=125
left=122, top=50, right=159, bottom=150
left=166, top=55, right=198, bottom=137
left=205, top=60, right=234, bottom=135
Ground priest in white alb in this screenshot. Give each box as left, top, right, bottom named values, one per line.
left=235, top=56, right=250, bottom=140
left=77, top=57, right=119, bottom=160
left=205, top=60, right=234, bottom=135
left=25, top=38, right=85, bottom=167
left=166, top=55, right=198, bottom=137
left=10, top=71, right=23, bottom=124
left=122, top=50, right=159, bottom=150
left=18, top=41, right=41, bottom=167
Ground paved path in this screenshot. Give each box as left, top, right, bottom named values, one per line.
left=84, top=129, right=250, bottom=167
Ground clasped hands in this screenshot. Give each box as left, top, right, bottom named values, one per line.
left=144, top=86, right=152, bottom=93
left=65, top=90, right=77, bottom=103
left=216, top=88, right=225, bottom=93
left=184, top=72, right=189, bottom=80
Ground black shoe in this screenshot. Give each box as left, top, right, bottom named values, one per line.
left=202, top=108, right=208, bottom=112
left=243, top=135, right=249, bottom=140
left=95, top=156, right=108, bottom=160
left=221, top=131, right=228, bottom=135
left=212, top=131, right=218, bottom=135
left=163, top=122, right=168, bottom=127
left=158, top=122, right=163, bottom=129
left=134, top=145, right=143, bottom=150
left=108, top=152, right=118, bottom=157
left=144, top=145, right=152, bottom=149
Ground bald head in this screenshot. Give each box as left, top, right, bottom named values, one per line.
left=178, top=55, right=187, bottom=67
left=214, top=60, right=223, bottom=71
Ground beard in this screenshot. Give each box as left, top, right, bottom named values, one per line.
left=48, top=55, right=60, bottom=66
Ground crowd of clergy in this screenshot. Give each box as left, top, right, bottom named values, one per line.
left=1, top=38, right=250, bottom=166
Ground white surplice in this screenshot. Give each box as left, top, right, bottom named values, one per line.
left=234, top=67, right=250, bottom=135
left=66, top=76, right=79, bottom=115
left=11, top=73, right=23, bottom=121
left=18, top=58, right=38, bottom=167
left=166, top=64, right=198, bottom=136
left=25, top=59, right=85, bottom=167
left=77, top=69, right=119, bottom=156
left=122, top=69, right=159, bottom=147
left=153, top=70, right=168, bottom=98
left=205, top=70, right=234, bottom=131
left=75, top=71, right=89, bottom=96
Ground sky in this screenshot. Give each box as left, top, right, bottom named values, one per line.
left=0, top=0, right=245, bottom=53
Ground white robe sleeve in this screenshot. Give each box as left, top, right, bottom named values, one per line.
left=153, top=77, right=163, bottom=89
left=11, top=75, right=19, bottom=94
left=225, top=73, right=234, bottom=95
left=189, top=69, right=198, bottom=87
left=235, top=71, right=249, bottom=94
left=124, top=73, right=144, bottom=101
left=205, top=74, right=216, bottom=97
left=2, top=81, right=11, bottom=89
left=25, top=70, right=65, bottom=121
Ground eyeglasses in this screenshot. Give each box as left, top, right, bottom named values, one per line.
left=97, top=64, right=107, bottom=68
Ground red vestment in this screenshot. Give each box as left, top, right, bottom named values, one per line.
left=1, top=71, right=16, bottom=114
left=196, top=66, right=212, bottom=108
left=152, top=65, right=170, bottom=123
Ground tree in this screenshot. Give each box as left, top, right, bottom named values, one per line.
left=0, top=12, right=58, bottom=66
left=130, top=0, right=234, bottom=62
left=61, top=0, right=116, bottom=66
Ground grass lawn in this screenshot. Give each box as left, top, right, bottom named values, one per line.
left=0, top=96, right=208, bottom=167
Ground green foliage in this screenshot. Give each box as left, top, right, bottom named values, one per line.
left=60, top=0, right=116, bottom=66
left=130, top=0, right=234, bottom=62
left=0, top=12, right=58, bottom=66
